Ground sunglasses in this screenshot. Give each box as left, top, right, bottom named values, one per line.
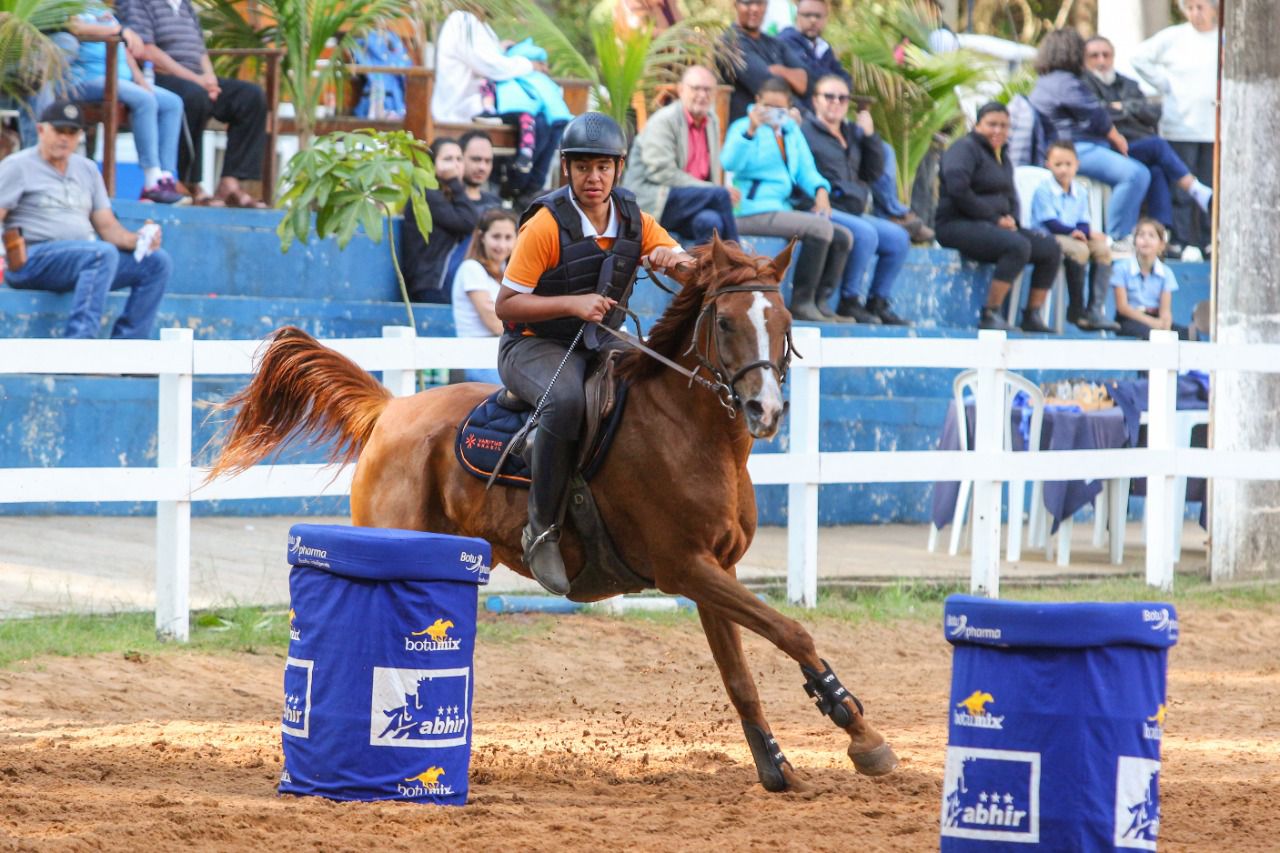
left=818, top=92, right=851, bottom=103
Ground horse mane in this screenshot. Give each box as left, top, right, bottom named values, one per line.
left=616, top=240, right=781, bottom=383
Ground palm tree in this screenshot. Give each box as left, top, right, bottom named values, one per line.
left=825, top=0, right=1000, bottom=205
left=0, top=0, right=90, bottom=106
left=196, top=0, right=422, bottom=145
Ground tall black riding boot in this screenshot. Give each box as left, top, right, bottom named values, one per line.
left=1079, top=260, right=1121, bottom=332
left=788, top=277, right=825, bottom=322
left=814, top=282, right=854, bottom=322
left=1063, top=258, right=1087, bottom=325
left=522, top=428, right=577, bottom=595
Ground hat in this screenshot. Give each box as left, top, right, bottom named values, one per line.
left=39, top=100, right=85, bottom=130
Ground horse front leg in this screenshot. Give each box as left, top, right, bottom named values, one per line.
left=697, top=603, right=810, bottom=793
left=663, top=558, right=898, bottom=778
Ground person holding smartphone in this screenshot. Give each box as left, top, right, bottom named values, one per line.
left=722, top=77, right=852, bottom=323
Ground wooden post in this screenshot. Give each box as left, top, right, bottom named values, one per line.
left=1210, top=0, right=1280, bottom=581
left=262, top=50, right=281, bottom=204
left=101, top=38, right=120, bottom=196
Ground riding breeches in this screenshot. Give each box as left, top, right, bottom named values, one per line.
left=497, top=333, right=623, bottom=442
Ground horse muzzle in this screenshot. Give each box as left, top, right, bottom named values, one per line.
left=743, top=395, right=786, bottom=439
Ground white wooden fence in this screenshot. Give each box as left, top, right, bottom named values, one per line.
left=4, top=326, right=1280, bottom=641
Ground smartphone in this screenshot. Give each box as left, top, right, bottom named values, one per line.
left=853, top=96, right=874, bottom=112
left=763, top=106, right=788, bottom=129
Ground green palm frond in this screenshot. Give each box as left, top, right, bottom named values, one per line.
left=486, top=0, right=595, bottom=80
left=641, top=5, right=729, bottom=99
left=0, top=0, right=92, bottom=101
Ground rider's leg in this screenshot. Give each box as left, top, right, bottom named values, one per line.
left=497, top=334, right=590, bottom=595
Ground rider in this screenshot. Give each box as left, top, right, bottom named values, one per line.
left=495, top=112, right=694, bottom=596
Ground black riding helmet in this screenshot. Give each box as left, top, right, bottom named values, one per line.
left=559, top=112, right=628, bottom=158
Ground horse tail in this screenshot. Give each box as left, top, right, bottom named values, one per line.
left=208, top=326, right=392, bottom=480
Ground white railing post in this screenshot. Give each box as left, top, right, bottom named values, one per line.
left=1144, top=330, right=1179, bottom=590
left=787, top=327, right=822, bottom=608
left=970, top=330, right=1007, bottom=598
left=381, top=325, right=418, bottom=396
left=156, top=328, right=194, bottom=641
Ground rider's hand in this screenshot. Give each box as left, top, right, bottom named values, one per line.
left=571, top=294, right=617, bottom=323
left=644, top=246, right=690, bottom=272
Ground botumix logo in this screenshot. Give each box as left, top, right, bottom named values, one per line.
left=405, top=618, right=462, bottom=652
left=399, top=766, right=454, bottom=798
left=288, top=607, right=300, bottom=642
left=947, top=613, right=1003, bottom=641
left=1143, top=704, right=1166, bottom=741
left=954, top=690, right=1005, bottom=730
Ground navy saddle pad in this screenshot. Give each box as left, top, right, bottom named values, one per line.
left=455, top=387, right=630, bottom=489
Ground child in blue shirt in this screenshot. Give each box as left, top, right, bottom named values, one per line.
left=1110, top=218, right=1190, bottom=340
left=1030, top=140, right=1119, bottom=331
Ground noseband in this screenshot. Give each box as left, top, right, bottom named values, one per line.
left=686, top=283, right=797, bottom=417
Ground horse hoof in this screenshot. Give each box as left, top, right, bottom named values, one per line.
left=849, top=742, right=899, bottom=777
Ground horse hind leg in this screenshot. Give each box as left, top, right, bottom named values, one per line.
left=697, top=605, right=810, bottom=793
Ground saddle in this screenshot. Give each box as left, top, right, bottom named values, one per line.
left=453, top=351, right=654, bottom=602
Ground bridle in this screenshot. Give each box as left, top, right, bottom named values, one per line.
left=595, top=274, right=799, bottom=419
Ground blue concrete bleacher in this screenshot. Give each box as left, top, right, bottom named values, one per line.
left=0, top=203, right=1210, bottom=522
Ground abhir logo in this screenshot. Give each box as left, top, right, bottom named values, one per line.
left=399, top=766, right=454, bottom=798
left=941, top=746, right=1040, bottom=843
left=1114, top=756, right=1161, bottom=850
left=946, top=613, right=1003, bottom=641
left=954, top=690, right=1005, bottom=730
left=405, top=618, right=462, bottom=652
left=1143, top=704, right=1166, bottom=741
left=281, top=657, right=314, bottom=739
left=369, top=666, right=471, bottom=749
left=288, top=607, right=301, bottom=642
left=1142, top=608, right=1178, bottom=639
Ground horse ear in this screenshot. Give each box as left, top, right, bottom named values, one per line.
left=710, top=230, right=734, bottom=273
left=772, top=238, right=798, bottom=279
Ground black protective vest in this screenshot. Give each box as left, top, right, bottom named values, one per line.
left=511, top=185, right=644, bottom=343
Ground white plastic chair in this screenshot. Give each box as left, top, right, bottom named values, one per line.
left=1011, top=165, right=1066, bottom=333
left=927, top=369, right=1045, bottom=561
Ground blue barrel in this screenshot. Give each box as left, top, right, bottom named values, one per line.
left=279, top=524, right=491, bottom=806
left=941, top=595, right=1178, bottom=851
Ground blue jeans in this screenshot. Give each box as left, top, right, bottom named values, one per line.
left=870, top=138, right=910, bottom=218
left=829, top=209, right=910, bottom=301
left=1075, top=141, right=1151, bottom=239
left=659, top=185, right=740, bottom=244
left=73, top=78, right=184, bottom=174
left=4, top=241, right=171, bottom=338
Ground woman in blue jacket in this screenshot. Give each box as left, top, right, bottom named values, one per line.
left=723, top=77, right=853, bottom=322
left=1028, top=28, right=1150, bottom=253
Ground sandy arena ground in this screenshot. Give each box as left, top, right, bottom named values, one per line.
left=1, top=602, right=1278, bottom=851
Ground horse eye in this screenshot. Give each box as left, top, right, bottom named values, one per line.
left=717, top=316, right=732, bottom=332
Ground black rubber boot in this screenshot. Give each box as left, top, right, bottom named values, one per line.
left=1063, top=259, right=1087, bottom=325
left=866, top=295, right=910, bottom=327
left=521, top=429, right=576, bottom=595
left=788, top=278, right=826, bottom=322
left=1020, top=308, right=1055, bottom=334
left=1078, top=261, right=1121, bottom=332
left=978, top=306, right=1013, bottom=331
left=814, top=283, right=854, bottom=322
left=836, top=296, right=880, bottom=324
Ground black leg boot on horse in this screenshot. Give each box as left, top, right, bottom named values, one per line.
left=522, top=426, right=577, bottom=595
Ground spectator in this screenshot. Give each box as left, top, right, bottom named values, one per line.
left=400, top=138, right=481, bottom=304
left=1111, top=219, right=1191, bottom=340
left=1083, top=36, right=1212, bottom=259
left=802, top=74, right=910, bottom=325
left=452, top=208, right=517, bottom=383
left=67, top=3, right=185, bottom=204
left=722, top=77, right=850, bottom=323
left=935, top=101, right=1061, bottom=333
left=1028, top=28, right=1149, bottom=253
left=432, top=7, right=565, bottom=210
left=1029, top=140, right=1119, bottom=332
left=777, top=0, right=934, bottom=243
left=1131, top=0, right=1219, bottom=256
left=123, top=0, right=268, bottom=207
left=0, top=101, right=170, bottom=339
left=717, top=0, right=808, bottom=123
left=623, top=65, right=738, bottom=246
left=437, top=130, right=506, bottom=294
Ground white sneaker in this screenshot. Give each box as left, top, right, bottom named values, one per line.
left=1180, top=245, right=1204, bottom=262
left=1109, top=236, right=1135, bottom=257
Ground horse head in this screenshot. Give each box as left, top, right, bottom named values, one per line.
left=679, top=233, right=796, bottom=439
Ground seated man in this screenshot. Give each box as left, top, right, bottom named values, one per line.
left=778, top=0, right=933, bottom=242
left=123, top=0, right=268, bottom=207
left=624, top=65, right=738, bottom=246
left=717, top=0, right=808, bottom=123
left=494, top=113, right=692, bottom=594
left=0, top=102, right=170, bottom=339
left=1083, top=35, right=1212, bottom=259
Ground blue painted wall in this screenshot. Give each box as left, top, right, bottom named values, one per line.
left=0, top=206, right=1211, bottom=523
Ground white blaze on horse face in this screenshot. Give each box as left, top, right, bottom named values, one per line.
left=748, top=292, right=784, bottom=424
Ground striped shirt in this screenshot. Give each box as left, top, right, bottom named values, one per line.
left=122, top=0, right=207, bottom=75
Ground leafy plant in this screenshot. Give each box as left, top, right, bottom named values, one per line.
left=276, top=129, right=437, bottom=329
left=0, top=0, right=90, bottom=103
left=196, top=0, right=420, bottom=145
left=826, top=0, right=1000, bottom=205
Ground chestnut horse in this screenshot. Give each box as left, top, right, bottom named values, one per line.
left=210, top=235, right=897, bottom=791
